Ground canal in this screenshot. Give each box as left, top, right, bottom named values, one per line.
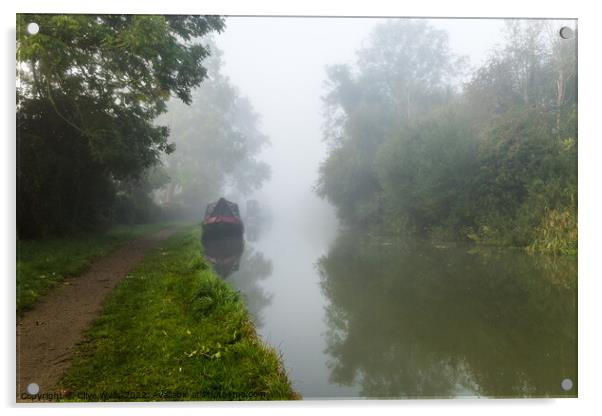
left=223, top=200, right=577, bottom=399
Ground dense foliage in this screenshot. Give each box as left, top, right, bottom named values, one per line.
left=317, top=20, right=577, bottom=253
left=17, top=14, right=224, bottom=237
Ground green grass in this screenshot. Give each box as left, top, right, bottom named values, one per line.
left=17, top=222, right=175, bottom=313
left=59, top=226, right=298, bottom=401
left=527, top=206, right=578, bottom=256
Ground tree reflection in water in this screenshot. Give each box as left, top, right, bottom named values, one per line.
left=317, top=234, right=577, bottom=398
left=228, top=246, right=274, bottom=329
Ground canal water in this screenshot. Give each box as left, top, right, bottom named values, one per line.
left=224, top=204, right=577, bottom=399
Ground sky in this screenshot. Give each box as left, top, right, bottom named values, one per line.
left=215, top=17, right=507, bottom=230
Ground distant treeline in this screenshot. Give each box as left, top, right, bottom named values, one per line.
left=317, top=20, right=577, bottom=254
left=156, top=42, right=271, bottom=221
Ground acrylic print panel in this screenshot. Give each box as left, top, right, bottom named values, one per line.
left=16, top=14, right=577, bottom=401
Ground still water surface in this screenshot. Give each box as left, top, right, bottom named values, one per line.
left=219, top=212, right=577, bottom=399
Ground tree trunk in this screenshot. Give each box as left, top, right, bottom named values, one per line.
left=556, top=68, right=566, bottom=134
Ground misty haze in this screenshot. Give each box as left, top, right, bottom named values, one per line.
left=16, top=15, right=577, bottom=401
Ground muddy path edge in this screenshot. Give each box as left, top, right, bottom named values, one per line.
left=16, top=226, right=179, bottom=401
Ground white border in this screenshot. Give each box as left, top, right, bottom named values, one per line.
left=3, top=1, right=601, bottom=415
left=8, top=0, right=582, bottom=18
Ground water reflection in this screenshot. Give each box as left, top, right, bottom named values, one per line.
left=317, top=234, right=577, bottom=398
left=202, top=236, right=244, bottom=278
left=245, top=223, right=261, bottom=242
left=202, top=232, right=274, bottom=329
left=243, top=198, right=271, bottom=243
left=229, top=247, right=274, bottom=328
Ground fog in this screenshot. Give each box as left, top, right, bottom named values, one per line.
left=214, top=17, right=506, bottom=238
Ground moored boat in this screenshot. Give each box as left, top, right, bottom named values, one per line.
left=202, top=197, right=244, bottom=239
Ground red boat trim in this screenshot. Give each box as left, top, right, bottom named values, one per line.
left=202, top=215, right=242, bottom=226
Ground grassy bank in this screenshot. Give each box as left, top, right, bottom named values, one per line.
left=17, top=222, right=175, bottom=313
left=59, top=226, right=298, bottom=401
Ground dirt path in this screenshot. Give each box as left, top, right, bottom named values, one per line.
left=16, top=227, right=178, bottom=401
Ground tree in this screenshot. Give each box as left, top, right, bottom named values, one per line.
left=463, top=21, right=577, bottom=249
left=317, top=19, right=463, bottom=229
left=157, top=42, right=270, bottom=218
left=16, top=14, right=224, bottom=236
left=317, top=19, right=577, bottom=252
left=376, top=107, right=480, bottom=236
left=464, top=21, right=559, bottom=122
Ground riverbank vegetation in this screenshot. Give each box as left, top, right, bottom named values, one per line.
left=60, top=226, right=298, bottom=401
left=317, top=20, right=577, bottom=254
left=16, top=222, right=174, bottom=313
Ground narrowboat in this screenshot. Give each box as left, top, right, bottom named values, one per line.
left=202, top=197, right=244, bottom=239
